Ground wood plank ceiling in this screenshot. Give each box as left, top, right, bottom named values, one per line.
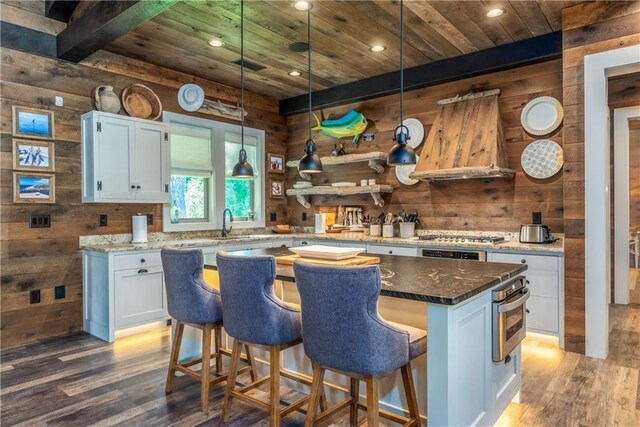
left=105, top=0, right=581, bottom=100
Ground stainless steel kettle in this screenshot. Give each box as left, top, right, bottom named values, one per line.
left=519, top=224, right=552, bottom=243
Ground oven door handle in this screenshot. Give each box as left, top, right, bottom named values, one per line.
left=497, top=288, right=530, bottom=313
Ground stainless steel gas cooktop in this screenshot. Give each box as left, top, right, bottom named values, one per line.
left=418, top=235, right=506, bottom=244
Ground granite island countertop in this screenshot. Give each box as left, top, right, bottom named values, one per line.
left=204, top=247, right=528, bottom=306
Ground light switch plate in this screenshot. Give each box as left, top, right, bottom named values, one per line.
left=55, top=96, right=64, bottom=106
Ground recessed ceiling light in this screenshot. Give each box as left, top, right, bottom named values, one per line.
left=208, top=39, right=224, bottom=47
left=370, top=45, right=386, bottom=53
left=289, top=70, right=302, bottom=77
left=486, top=8, right=505, bottom=18
left=293, top=1, right=310, bottom=11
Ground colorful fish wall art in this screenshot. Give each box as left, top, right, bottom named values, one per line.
left=312, top=109, right=368, bottom=144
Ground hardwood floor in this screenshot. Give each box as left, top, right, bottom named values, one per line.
left=1, top=306, right=639, bottom=426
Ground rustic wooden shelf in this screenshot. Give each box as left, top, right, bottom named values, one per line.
left=286, top=185, right=394, bottom=209
left=286, top=152, right=388, bottom=180
left=410, top=166, right=516, bottom=181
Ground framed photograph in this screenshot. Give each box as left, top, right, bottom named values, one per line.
left=270, top=179, right=284, bottom=199
left=268, top=153, right=285, bottom=174
left=12, top=106, right=55, bottom=140
left=12, top=139, right=55, bottom=172
left=13, top=172, right=56, bottom=204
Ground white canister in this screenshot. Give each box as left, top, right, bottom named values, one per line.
left=382, top=224, right=394, bottom=238
left=314, top=213, right=327, bottom=234
left=368, top=179, right=376, bottom=185
left=370, top=224, right=382, bottom=237
left=360, top=179, right=368, bottom=186
left=399, top=222, right=415, bottom=238
left=132, top=213, right=148, bottom=243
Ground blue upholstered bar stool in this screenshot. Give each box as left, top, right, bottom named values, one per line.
left=161, top=248, right=256, bottom=412
left=216, top=251, right=325, bottom=426
left=294, top=261, right=426, bottom=427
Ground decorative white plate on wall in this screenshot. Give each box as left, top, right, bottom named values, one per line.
left=395, top=118, right=425, bottom=149
left=521, top=139, right=564, bottom=179
left=520, top=96, right=564, bottom=136
left=395, top=154, right=420, bottom=185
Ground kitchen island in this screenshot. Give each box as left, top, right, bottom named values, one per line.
left=203, top=247, right=527, bottom=426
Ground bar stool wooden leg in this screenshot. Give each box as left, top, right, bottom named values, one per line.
left=165, top=320, right=184, bottom=393
left=304, top=361, right=325, bottom=427
left=214, top=326, right=222, bottom=374
left=200, top=324, right=212, bottom=412
left=349, top=377, right=360, bottom=426
left=269, top=346, right=281, bottom=427
left=401, top=363, right=420, bottom=426
left=221, top=338, right=241, bottom=422
left=365, top=376, right=379, bottom=427
left=245, top=344, right=258, bottom=382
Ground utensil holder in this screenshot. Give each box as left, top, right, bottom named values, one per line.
left=399, top=222, right=415, bottom=238
left=370, top=224, right=382, bottom=237
left=382, top=224, right=394, bottom=238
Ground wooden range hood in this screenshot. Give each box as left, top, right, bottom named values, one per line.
left=410, top=89, right=515, bottom=181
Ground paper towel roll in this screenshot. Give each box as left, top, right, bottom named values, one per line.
left=132, top=214, right=148, bottom=243
left=314, top=213, right=326, bottom=234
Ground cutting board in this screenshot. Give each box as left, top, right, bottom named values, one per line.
left=276, top=254, right=380, bottom=266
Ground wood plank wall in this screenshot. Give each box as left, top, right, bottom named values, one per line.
left=561, top=1, right=640, bottom=353
left=0, top=5, right=286, bottom=348
left=285, top=61, right=564, bottom=232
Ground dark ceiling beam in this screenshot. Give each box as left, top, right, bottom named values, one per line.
left=44, top=1, right=79, bottom=22
left=279, top=31, right=562, bottom=116
left=56, top=0, right=178, bottom=63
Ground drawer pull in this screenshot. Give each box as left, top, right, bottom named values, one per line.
left=138, top=268, right=148, bottom=274
left=521, top=259, right=526, bottom=264
left=140, top=258, right=146, bottom=263
left=388, top=250, right=393, bottom=254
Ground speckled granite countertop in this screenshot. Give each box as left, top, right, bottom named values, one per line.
left=79, top=230, right=564, bottom=254
left=204, top=247, right=528, bottom=306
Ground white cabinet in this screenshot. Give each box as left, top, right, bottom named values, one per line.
left=366, top=244, right=419, bottom=257
left=114, top=265, right=166, bottom=328
left=81, top=111, right=170, bottom=203
left=489, top=251, right=563, bottom=339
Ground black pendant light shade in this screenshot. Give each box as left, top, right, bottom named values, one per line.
left=387, top=0, right=416, bottom=166
left=298, top=4, right=323, bottom=175
left=232, top=0, right=255, bottom=179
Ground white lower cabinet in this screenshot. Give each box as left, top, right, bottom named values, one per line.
left=114, top=266, right=166, bottom=328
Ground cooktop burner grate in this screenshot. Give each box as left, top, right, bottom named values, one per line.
left=418, top=235, right=506, bottom=244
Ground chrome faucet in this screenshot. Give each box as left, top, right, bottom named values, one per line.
left=222, top=208, right=233, bottom=237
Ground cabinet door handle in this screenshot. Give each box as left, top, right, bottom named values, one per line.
left=138, top=268, right=148, bottom=274
left=136, top=185, right=141, bottom=189
left=388, top=250, right=393, bottom=254
left=131, top=185, right=135, bottom=189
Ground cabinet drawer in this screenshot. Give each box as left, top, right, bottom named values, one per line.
left=114, top=266, right=166, bottom=328
left=114, top=251, right=162, bottom=270
left=525, top=269, right=559, bottom=299
left=490, top=253, right=558, bottom=272
left=366, top=245, right=418, bottom=257
left=526, top=295, right=559, bottom=333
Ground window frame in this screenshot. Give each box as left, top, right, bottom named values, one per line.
left=162, top=112, right=265, bottom=232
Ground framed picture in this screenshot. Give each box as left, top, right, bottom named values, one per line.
left=268, top=153, right=285, bottom=174
left=12, top=139, right=55, bottom=172
left=270, top=179, right=284, bottom=199
left=13, top=172, right=56, bottom=204
left=12, top=106, right=55, bottom=140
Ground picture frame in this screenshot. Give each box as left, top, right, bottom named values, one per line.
left=12, top=139, right=55, bottom=172
left=12, top=106, right=55, bottom=140
left=13, top=172, right=56, bottom=204
left=268, top=153, right=285, bottom=174
left=270, top=179, right=285, bottom=199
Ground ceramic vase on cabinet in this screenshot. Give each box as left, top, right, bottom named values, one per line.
left=93, top=85, right=121, bottom=114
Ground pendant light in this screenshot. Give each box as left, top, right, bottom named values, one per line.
left=387, top=0, right=416, bottom=166
left=298, top=4, right=323, bottom=174
left=232, top=0, right=255, bottom=178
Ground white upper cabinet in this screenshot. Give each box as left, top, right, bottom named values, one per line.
left=81, top=111, right=170, bottom=203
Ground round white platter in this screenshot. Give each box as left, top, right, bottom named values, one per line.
left=521, top=139, right=564, bottom=179
left=395, top=118, right=425, bottom=149
left=520, top=96, right=564, bottom=136
left=395, top=154, right=420, bottom=185
left=178, top=84, right=205, bottom=112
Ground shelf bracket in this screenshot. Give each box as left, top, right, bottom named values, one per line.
left=295, top=195, right=311, bottom=209
left=368, top=159, right=385, bottom=174
left=298, top=171, right=312, bottom=181
left=370, top=192, right=385, bottom=207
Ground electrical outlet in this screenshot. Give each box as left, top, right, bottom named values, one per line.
left=147, top=214, right=153, bottom=225
left=54, top=285, right=66, bottom=300
left=166, top=319, right=172, bottom=326
left=30, top=290, right=41, bottom=304
left=532, top=212, right=542, bottom=224
left=29, top=214, right=51, bottom=228
left=302, top=212, right=307, bottom=221
left=55, top=96, right=64, bottom=106
left=99, top=214, right=108, bottom=226
left=270, top=212, right=277, bottom=222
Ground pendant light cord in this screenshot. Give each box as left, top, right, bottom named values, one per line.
left=399, top=0, right=403, bottom=126
left=240, top=0, right=245, bottom=151
left=307, top=6, right=312, bottom=142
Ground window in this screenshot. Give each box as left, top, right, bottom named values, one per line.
left=162, top=112, right=265, bottom=232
